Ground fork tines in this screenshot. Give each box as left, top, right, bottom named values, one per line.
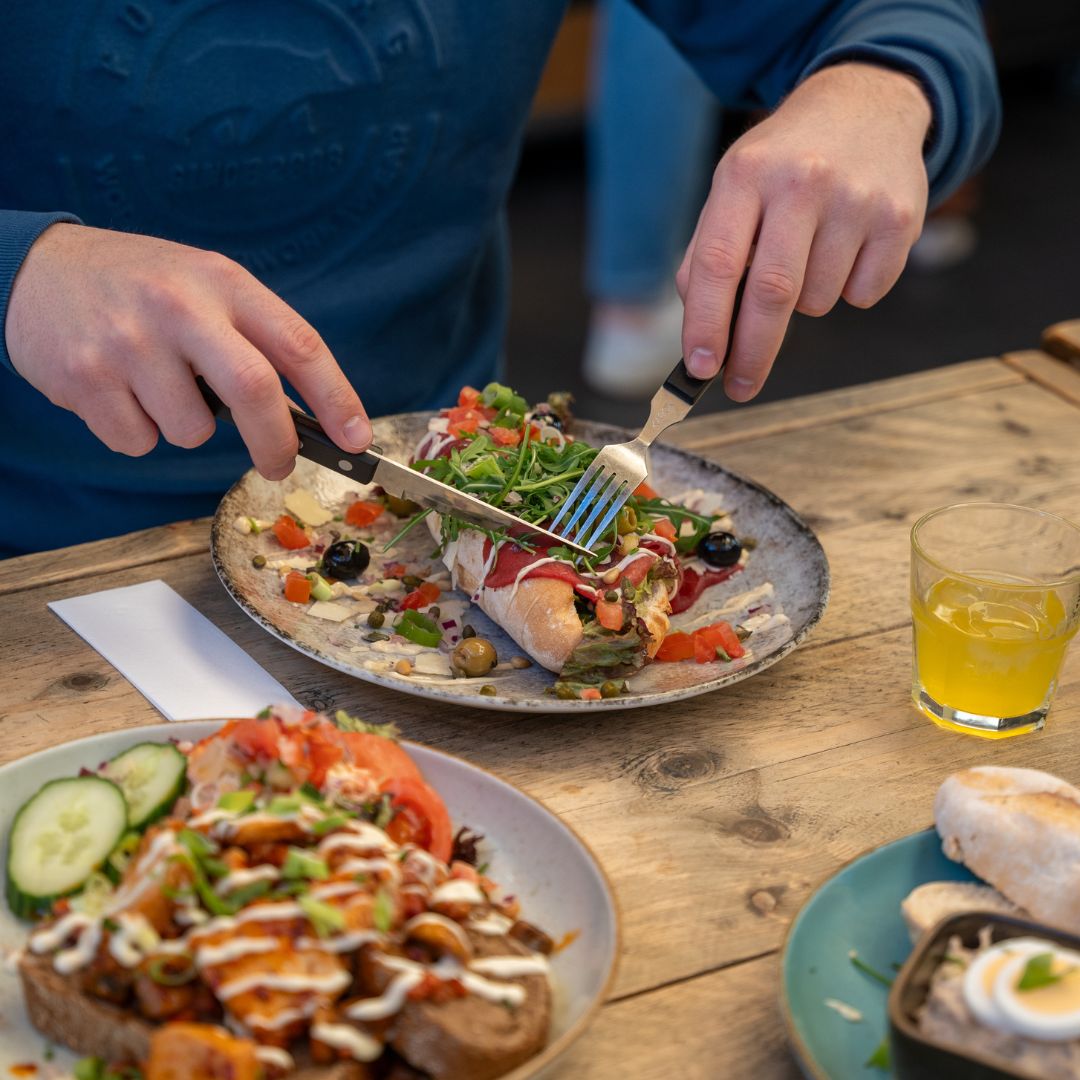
left=549, top=459, right=633, bottom=553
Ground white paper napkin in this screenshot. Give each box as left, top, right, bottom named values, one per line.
left=49, top=579, right=300, bottom=720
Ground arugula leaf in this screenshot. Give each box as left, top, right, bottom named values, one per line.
left=848, top=950, right=894, bottom=988
left=557, top=622, right=645, bottom=688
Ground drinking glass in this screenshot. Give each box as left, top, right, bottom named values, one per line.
left=910, top=503, right=1080, bottom=737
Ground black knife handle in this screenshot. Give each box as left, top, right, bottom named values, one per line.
left=661, top=272, right=748, bottom=407
left=197, top=377, right=379, bottom=485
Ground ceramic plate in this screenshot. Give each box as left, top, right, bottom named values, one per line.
left=212, top=412, right=829, bottom=712
left=781, top=829, right=979, bottom=1079
left=0, top=722, right=619, bottom=1078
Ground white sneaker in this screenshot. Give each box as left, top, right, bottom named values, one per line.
left=583, top=292, right=686, bottom=399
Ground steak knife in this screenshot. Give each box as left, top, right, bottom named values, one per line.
left=199, top=380, right=593, bottom=557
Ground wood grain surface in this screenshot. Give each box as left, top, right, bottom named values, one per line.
left=3, top=350, right=1080, bottom=1076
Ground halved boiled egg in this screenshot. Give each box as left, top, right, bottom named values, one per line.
left=993, top=945, right=1080, bottom=1041
left=963, top=938, right=1050, bottom=1028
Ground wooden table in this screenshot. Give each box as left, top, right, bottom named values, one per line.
left=5, top=336, right=1080, bottom=1078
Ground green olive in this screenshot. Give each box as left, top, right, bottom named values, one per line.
left=600, top=680, right=621, bottom=699
left=555, top=683, right=578, bottom=700
left=450, top=637, right=498, bottom=678
left=604, top=589, right=619, bottom=603
left=252, top=554, right=267, bottom=569
left=616, top=506, right=638, bottom=535
left=386, top=494, right=423, bottom=518
left=479, top=685, right=497, bottom=697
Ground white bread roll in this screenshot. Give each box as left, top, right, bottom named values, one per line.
left=900, top=881, right=1022, bottom=943
left=934, top=766, right=1080, bottom=932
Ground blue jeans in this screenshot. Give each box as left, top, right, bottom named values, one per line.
left=586, top=0, right=720, bottom=303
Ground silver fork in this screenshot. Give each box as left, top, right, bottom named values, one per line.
left=550, top=281, right=746, bottom=553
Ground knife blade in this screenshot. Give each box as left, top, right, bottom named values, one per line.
left=198, top=380, right=593, bottom=558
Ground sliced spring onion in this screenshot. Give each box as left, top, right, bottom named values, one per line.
left=283, top=846, right=329, bottom=881
left=299, top=894, right=346, bottom=938
left=217, top=789, right=256, bottom=814
left=396, top=609, right=442, bottom=648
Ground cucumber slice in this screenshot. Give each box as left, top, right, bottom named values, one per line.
left=6, top=776, right=127, bottom=919
left=100, top=742, right=187, bottom=829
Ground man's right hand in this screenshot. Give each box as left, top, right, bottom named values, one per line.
left=4, top=223, right=371, bottom=479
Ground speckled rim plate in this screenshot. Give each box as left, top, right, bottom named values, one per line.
left=0, top=721, right=620, bottom=1078
left=211, top=411, right=830, bottom=712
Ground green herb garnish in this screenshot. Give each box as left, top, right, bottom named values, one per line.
left=865, top=1037, right=890, bottom=1070
left=217, top=789, right=256, bottom=814
left=299, top=895, right=346, bottom=938
left=283, top=846, right=330, bottom=881
left=374, top=888, right=395, bottom=933
left=849, top=950, right=894, bottom=987
left=1017, top=951, right=1073, bottom=991
left=333, top=711, right=401, bottom=739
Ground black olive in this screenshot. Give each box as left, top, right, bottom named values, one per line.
left=322, top=540, right=371, bottom=579
left=537, top=410, right=563, bottom=431
left=697, top=531, right=742, bottom=568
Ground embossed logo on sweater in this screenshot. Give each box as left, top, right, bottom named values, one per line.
left=59, top=0, right=443, bottom=288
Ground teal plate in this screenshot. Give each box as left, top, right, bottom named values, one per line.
left=781, top=829, right=978, bottom=1079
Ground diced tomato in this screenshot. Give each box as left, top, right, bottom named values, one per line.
left=380, top=776, right=453, bottom=862
left=579, top=687, right=602, bottom=701
left=652, top=517, right=677, bottom=542
left=457, top=386, right=482, bottom=409
left=340, top=732, right=423, bottom=783
left=695, top=620, right=745, bottom=660
left=595, top=598, right=625, bottom=631
left=446, top=406, right=485, bottom=437
left=450, top=861, right=479, bottom=883
left=490, top=426, right=521, bottom=447
left=272, top=514, right=310, bottom=550
left=634, top=482, right=659, bottom=500
left=400, top=581, right=441, bottom=610
left=305, top=734, right=345, bottom=788
left=693, top=633, right=717, bottom=664
left=284, top=571, right=312, bottom=603
left=384, top=562, right=408, bottom=578
left=229, top=718, right=283, bottom=762
left=655, top=631, right=695, bottom=662
left=345, top=500, right=384, bottom=527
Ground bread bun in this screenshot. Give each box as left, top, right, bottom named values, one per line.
left=900, top=881, right=1022, bottom=943
left=934, top=766, right=1080, bottom=932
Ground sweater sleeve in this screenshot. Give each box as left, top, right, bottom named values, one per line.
left=0, top=210, right=82, bottom=374
left=634, top=0, right=1001, bottom=205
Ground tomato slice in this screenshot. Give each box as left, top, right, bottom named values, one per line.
left=229, top=718, right=283, bottom=762
left=272, top=515, right=311, bottom=550
left=341, top=732, right=423, bottom=783
left=400, top=581, right=442, bottom=610
left=284, top=571, right=312, bottom=603
left=595, top=599, right=625, bottom=631
left=652, top=517, right=677, bottom=543
left=380, top=777, right=453, bottom=862
left=634, top=482, right=659, bottom=500
left=345, top=500, right=384, bottom=527
left=490, top=426, right=521, bottom=447
left=655, top=631, right=695, bottom=662
left=694, top=621, right=745, bottom=660
left=579, top=687, right=602, bottom=701
left=693, top=633, right=717, bottom=664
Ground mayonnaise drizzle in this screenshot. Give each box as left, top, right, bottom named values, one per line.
left=310, top=1022, right=383, bottom=1062
left=55, top=921, right=102, bottom=975
left=431, top=879, right=486, bottom=906
left=254, top=1047, right=295, bottom=1071
left=469, top=912, right=515, bottom=936
left=217, top=968, right=351, bottom=1001
left=345, top=969, right=425, bottom=1021
left=470, top=954, right=551, bottom=978
left=197, top=936, right=278, bottom=968
left=217, top=865, right=280, bottom=894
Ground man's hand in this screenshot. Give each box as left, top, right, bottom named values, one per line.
left=5, top=224, right=371, bottom=479
left=678, top=62, right=932, bottom=401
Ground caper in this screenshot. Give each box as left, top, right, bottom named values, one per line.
left=252, top=554, right=267, bottom=569
left=479, top=685, right=497, bottom=697
left=616, top=505, right=638, bottom=535
left=604, top=589, right=619, bottom=603
left=367, top=610, right=385, bottom=628
left=386, top=494, right=423, bottom=518
left=462, top=625, right=476, bottom=639
left=450, top=637, right=498, bottom=678
left=402, top=574, right=422, bottom=589
left=600, top=681, right=621, bottom=699
left=555, top=683, right=578, bottom=700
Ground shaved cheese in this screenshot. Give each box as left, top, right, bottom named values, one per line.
left=284, top=489, right=333, bottom=527
left=307, top=600, right=356, bottom=622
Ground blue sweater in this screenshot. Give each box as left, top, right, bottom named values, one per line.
left=0, top=0, right=999, bottom=555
